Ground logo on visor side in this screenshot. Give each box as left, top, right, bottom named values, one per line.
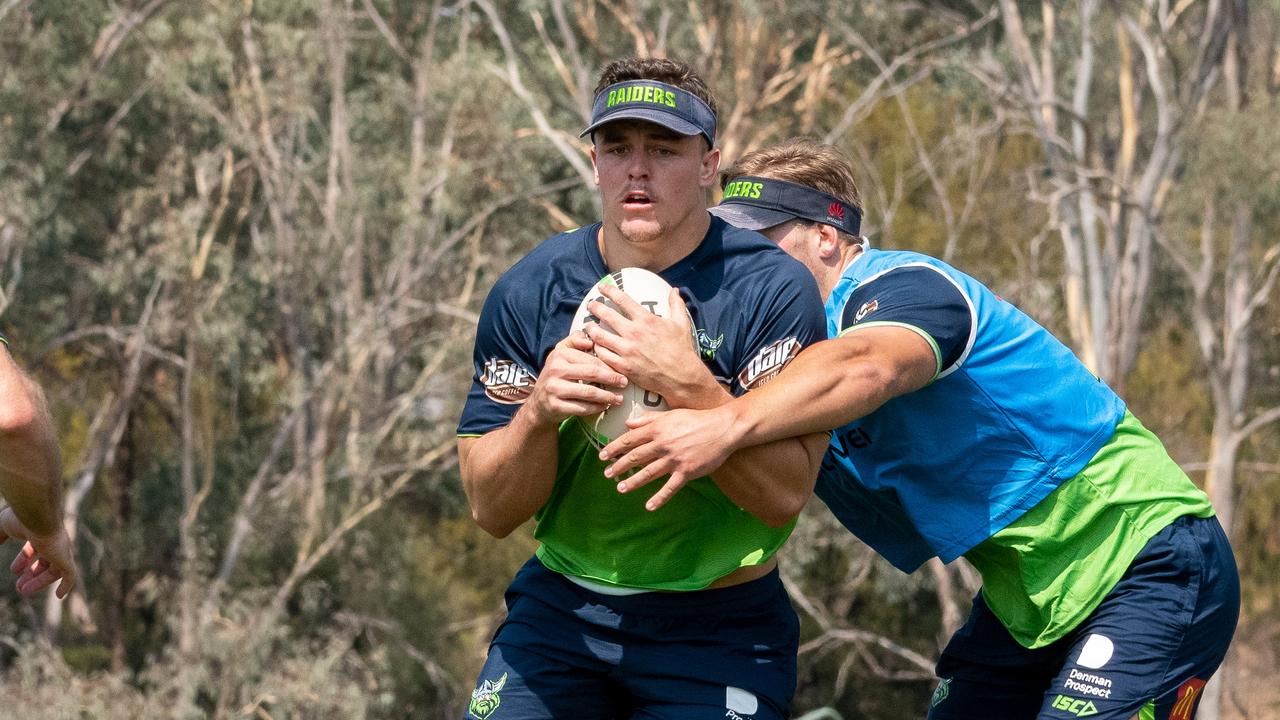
left=827, top=202, right=845, bottom=221
left=738, top=337, right=800, bottom=390
left=722, top=180, right=764, bottom=200
left=480, top=359, right=535, bottom=404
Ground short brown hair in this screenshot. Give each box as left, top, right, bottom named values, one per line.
left=722, top=138, right=864, bottom=215
left=594, top=57, right=718, bottom=118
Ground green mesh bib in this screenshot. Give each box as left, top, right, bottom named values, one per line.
left=533, top=420, right=794, bottom=590
left=967, top=412, right=1214, bottom=647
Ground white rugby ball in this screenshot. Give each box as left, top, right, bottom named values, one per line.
left=569, top=267, right=684, bottom=448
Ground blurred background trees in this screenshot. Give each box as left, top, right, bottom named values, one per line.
left=0, top=1, right=1276, bottom=718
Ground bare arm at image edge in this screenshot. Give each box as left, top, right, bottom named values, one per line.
left=0, top=338, right=78, bottom=598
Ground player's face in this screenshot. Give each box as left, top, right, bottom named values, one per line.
left=592, top=121, right=719, bottom=247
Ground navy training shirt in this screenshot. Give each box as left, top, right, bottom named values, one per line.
left=456, top=216, right=828, bottom=589
left=458, top=216, right=827, bottom=436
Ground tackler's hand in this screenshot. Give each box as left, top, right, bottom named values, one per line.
left=599, top=404, right=737, bottom=511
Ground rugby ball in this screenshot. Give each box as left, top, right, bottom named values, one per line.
left=569, top=267, right=687, bottom=448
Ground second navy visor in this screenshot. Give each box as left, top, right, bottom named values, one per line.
left=710, top=175, right=862, bottom=236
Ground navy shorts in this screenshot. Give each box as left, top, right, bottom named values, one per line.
left=464, top=557, right=799, bottom=720
left=928, top=515, right=1239, bottom=720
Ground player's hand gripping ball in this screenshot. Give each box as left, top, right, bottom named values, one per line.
left=569, top=267, right=691, bottom=449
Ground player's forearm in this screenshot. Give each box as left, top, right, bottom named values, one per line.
left=726, top=336, right=907, bottom=451
left=662, top=369, right=732, bottom=411
left=664, top=368, right=821, bottom=526
left=0, top=459, right=62, bottom=537
left=713, top=432, right=825, bottom=527
left=458, top=407, right=559, bottom=538
left=0, top=369, right=64, bottom=537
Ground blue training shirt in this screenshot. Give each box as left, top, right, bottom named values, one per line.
left=816, top=247, right=1128, bottom=572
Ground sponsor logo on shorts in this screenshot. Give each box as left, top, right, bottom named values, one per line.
left=1051, top=694, right=1099, bottom=717
left=696, top=328, right=725, bottom=361
left=1064, top=668, right=1113, bottom=699
left=738, top=337, right=800, bottom=389
left=1076, top=634, right=1114, bottom=669
left=854, top=299, right=879, bottom=322
left=725, top=685, right=758, bottom=718
left=1170, top=678, right=1207, bottom=720
left=480, top=359, right=535, bottom=404
left=468, top=672, right=507, bottom=719
left=931, top=677, right=951, bottom=708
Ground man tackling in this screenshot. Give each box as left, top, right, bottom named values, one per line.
left=601, top=138, right=1238, bottom=720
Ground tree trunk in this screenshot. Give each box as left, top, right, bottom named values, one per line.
left=108, top=412, right=136, bottom=674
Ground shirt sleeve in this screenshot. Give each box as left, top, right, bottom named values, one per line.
left=731, top=264, right=828, bottom=395
left=456, top=275, right=543, bottom=436
left=838, top=264, right=973, bottom=377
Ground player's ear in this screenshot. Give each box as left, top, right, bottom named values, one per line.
left=699, top=147, right=720, bottom=187
left=816, top=224, right=841, bottom=259
left=590, top=146, right=600, bottom=186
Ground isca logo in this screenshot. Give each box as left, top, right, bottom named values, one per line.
left=1050, top=694, right=1098, bottom=717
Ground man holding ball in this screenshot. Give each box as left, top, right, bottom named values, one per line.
left=456, top=59, right=827, bottom=719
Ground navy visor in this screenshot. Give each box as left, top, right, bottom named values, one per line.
left=580, top=80, right=716, bottom=147
left=710, top=175, right=861, bottom=236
